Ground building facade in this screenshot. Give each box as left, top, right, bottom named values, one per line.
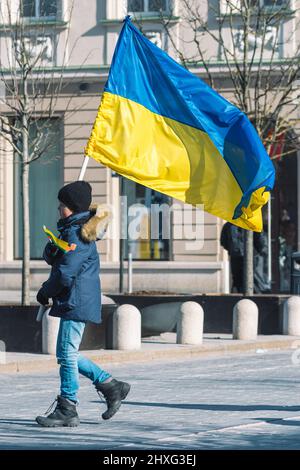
left=0, top=0, right=299, bottom=294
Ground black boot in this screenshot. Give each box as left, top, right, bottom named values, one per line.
left=36, top=395, right=80, bottom=427
left=96, top=379, right=130, bottom=420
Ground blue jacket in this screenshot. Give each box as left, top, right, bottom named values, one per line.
left=40, top=208, right=108, bottom=324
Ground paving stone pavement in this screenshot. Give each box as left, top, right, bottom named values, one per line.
left=1, top=350, right=300, bottom=450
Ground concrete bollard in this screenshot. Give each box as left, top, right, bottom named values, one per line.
left=42, top=310, right=60, bottom=355
left=113, top=304, right=141, bottom=350
left=283, top=296, right=300, bottom=335
left=233, top=299, right=258, bottom=340
left=101, top=294, right=116, bottom=305
left=176, top=301, right=204, bottom=345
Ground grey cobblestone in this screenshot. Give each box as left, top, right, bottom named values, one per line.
left=0, top=350, right=300, bottom=449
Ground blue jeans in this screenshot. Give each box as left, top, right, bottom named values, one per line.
left=56, top=318, right=111, bottom=402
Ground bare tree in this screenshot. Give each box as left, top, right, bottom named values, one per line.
left=153, top=0, right=300, bottom=294
left=0, top=0, right=92, bottom=304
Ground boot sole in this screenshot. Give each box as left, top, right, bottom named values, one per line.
left=102, top=383, right=131, bottom=420
left=36, top=416, right=80, bottom=427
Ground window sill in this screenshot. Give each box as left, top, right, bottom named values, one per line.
left=99, top=15, right=180, bottom=26
left=218, top=8, right=296, bottom=19
left=186, top=58, right=292, bottom=68
left=0, top=20, right=68, bottom=30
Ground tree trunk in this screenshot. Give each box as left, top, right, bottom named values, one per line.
left=242, top=7, right=253, bottom=297
left=244, top=230, right=254, bottom=296
left=21, top=116, right=30, bottom=305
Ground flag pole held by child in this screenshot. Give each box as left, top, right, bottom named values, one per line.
left=36, top=304, right=51, bottom=322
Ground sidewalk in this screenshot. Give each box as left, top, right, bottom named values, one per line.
left=1, top=332, right=299, bottom=374
left=1, top=349, right=300, bottom=449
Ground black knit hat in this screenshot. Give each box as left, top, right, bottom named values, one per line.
left=58, top=181, right=92, bottom=213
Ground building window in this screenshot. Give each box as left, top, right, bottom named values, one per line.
left=254, top=0, right=289, bottom=6
left=21, top=0, right=57, bottom=19
left=272, top=152, right=298, bottom=293
left=144, top=30, right=162, bottom=48
left=14, top=119, right=63, bottom=259
left=128, top=0, right=168, bottom=14
left=123, top=179, right=171, bottom=260
left=233, top=24, right=281, bottom=58
left=15, top=35, right=55, bottom=66
left=220, top=0, right=291, bottom=14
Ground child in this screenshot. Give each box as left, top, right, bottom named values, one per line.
left=36, top=180, right=130, bottom=427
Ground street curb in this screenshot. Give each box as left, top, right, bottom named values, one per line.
left=1, top=336, right=299, bottom=374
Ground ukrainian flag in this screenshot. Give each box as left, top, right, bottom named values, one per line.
left=86, top=16, right=275, bottom=231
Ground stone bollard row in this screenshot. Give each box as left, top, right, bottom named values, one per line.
left=44, top=295, right=300, bottom=353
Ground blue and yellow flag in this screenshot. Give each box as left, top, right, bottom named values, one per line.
left=86, top=16, right=275, bottom=231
